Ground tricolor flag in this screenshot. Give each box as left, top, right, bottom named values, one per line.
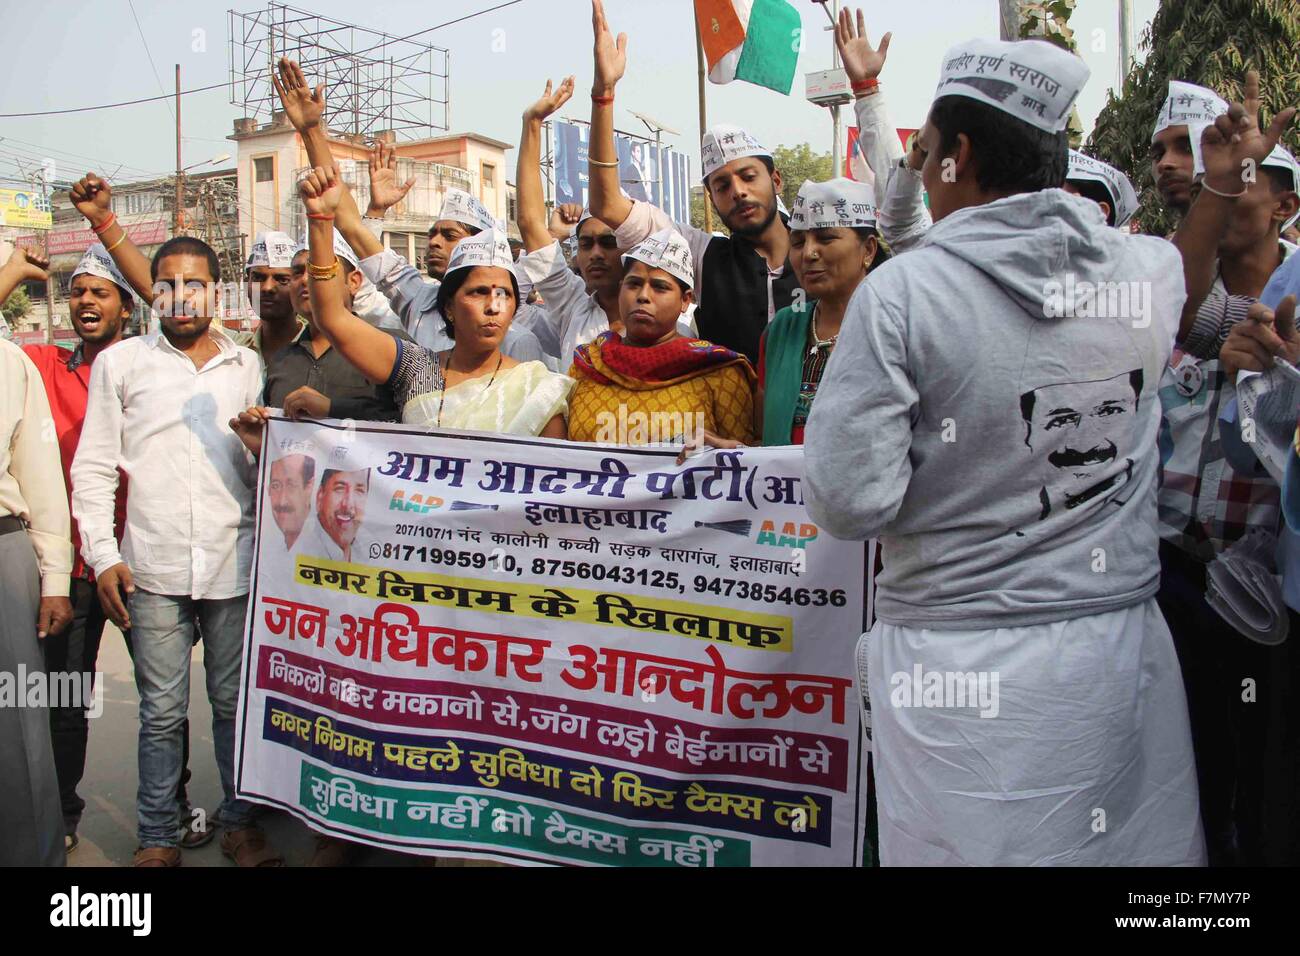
left=694, top=0, right=801, bottom=95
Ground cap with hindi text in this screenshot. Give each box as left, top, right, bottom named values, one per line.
left=247, top=231, right=296, bottom=270
left=621, top=228, right=694, bottom=289
left=1152, top=80, right=1229, bottom=142
left=934, top=38, right=1090, bottom=134
left=443, top=227, right=519, bottom=282
left=72, top=243, right=132, bottom=298
left=437, top=188, right=499, bottom=234
left=1066, top=150, right=1139, bottom=228
left=789, top=178, right=878, bottom=231
left=701, top=125, right=771, bottom=181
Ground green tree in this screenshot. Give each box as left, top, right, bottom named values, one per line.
left=1088, top=0, right=1300, bottom=236
left=772, top=143, right=833, bottom=209
left=1, top=286, right=32, bottom=323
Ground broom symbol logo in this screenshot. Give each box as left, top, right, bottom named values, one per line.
left=694, top=519, right=751, bottom=537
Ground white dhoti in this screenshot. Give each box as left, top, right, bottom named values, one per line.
left=864, top=599, right=1206, bottom=866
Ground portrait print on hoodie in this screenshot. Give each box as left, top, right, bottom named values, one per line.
left=1018, top=368, right=1144, bottom=522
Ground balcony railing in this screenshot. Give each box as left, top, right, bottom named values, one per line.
left=290, top=159, right=475, bottom=238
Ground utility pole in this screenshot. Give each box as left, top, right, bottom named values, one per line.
left=998, top=0, right=1022, bottom=42
left=830, top=0, right=842, bottom=177
left=174, top=63, right=183, bottom=234
left=1119, top=0, right=1132, bottom=87
left=695, top=14, right=712, bottom=232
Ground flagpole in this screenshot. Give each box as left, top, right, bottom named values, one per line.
left=695, top=12, right=713, bottom=233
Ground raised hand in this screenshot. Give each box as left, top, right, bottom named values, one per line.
left=1200, top=69, right=1296, bottom=194
left=366, top=141, right=416, bottom=216
left=299, top=164, right=345, bottom=216
left=592, top=0, right=627, bottom=96
left=525, top=76, right=575, bottom=124
left=69, top=173, right=113, bottom=229
left=2, top=246, right=51, bottom=283
left=835, top=7, right=891, bottom=85
left=548, top=203, right=584, bottom=239
left=272, top=57, right=326, bottom=131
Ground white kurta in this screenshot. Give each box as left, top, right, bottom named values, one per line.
left=863, top=599, right=1206, bottom=866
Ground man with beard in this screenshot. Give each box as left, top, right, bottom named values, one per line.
left=226, top=231, right=305, bottom=368
left=1151, top=72, right=1300, bottom=865
left=301, top=467, right=369, bottom=562
left=71, top=234, right=282, bottom=868
left=584, top=0, right=798, bottom=364
left=1151, top=80, right=1231, bottom=220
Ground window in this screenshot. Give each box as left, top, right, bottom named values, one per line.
left=254, top=157, right=274, bottom=183
left=481, top=162, right=495, bottom=188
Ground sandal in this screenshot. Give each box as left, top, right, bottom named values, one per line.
left=220, top=827, right=284, bottom=868
left=133, top=846, right=182, bottom=867
left=178, top=804, right=215, bottom=849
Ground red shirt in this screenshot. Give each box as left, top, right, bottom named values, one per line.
left=23, top=343, right=127, bottom=581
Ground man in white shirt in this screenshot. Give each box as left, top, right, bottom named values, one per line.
left=71, top=235, right=282, bottom=868
left=0, top=336, right=72, bottom=867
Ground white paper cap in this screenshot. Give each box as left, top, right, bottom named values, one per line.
left=935, top=38, right=1089, bottom=134
left=247, top=231, right=296, bottom=270
left=1066, top=150, right=1139, bottom=228
left=789, top=178, right=878, bottom=230
left=1152, top=80, right=1230, bottom=141
left=701, top=125, right=771, bottom=180
left=292, top=229, right=360, bottom=270
left=437, top=188, right=499, bottom=233
left=72, top=243, right=131, bottom=297
left=443, top=227, right=519, bottom=283
left=620, top=227, right=694, bottom=289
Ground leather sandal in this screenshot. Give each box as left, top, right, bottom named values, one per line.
left=221, top=827, right=284, bottom=867
left=133, top=846, right=182, bottom=867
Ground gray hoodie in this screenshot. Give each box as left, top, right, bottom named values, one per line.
left=805, top=189, right=1184, bottom=628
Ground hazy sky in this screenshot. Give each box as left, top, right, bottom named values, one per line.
left=0, top=0, right=1160, bottom=190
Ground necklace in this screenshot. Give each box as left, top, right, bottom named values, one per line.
left=436, top=351, right=503, bottom=428
left=809, top=305, right=838, bottom=356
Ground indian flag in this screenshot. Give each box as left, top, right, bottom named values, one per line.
left=694, top=0, right=801, bottom=95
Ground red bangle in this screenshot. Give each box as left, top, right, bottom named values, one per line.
left=91, top=213, right=117, bottom=235
left=591, top=92, right=614, bottom=106
left=851, top=77, right=880, bottom=93
left=307, top=213, right=336, bottom=221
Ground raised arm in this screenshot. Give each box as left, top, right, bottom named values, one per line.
left=588, top=0, right=632, bottom=229
left=0, top=246, right=49, bottom=307
left=1172, top=70, right=1296, bottom=340
left=272, top=58, right=382, bottom=261
left=69, top=174, right=154, bottom=303
left=519, top=77, right=575, bottom=253
left=300, top=165, right=397, bottom=385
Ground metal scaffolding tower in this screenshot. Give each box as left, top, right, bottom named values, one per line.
left=227, top=3, right=450, bottom=141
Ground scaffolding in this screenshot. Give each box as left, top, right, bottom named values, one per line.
left=228, top=3, right=450, bottom=142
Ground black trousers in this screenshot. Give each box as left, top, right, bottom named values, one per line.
left=1157, top=541, right=1300, bottom=865
left=39, top=578, right=106, bottom=832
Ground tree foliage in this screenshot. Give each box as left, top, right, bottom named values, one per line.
left=1, top=287, right=32, bottom=322
left=1087, top=0, right=1300, bottom=236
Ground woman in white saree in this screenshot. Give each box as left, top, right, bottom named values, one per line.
left=294, top=163, right=572, bottom=439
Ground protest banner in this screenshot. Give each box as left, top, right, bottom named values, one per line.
left=235, top=416, right=870, bottom=866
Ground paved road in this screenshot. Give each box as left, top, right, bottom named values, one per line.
left=67, top=623, right=438, bottom=867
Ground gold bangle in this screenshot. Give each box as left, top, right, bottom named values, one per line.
left=104, top=233, right=127, bottom=253
left=307, top=258, right=341, bottom=281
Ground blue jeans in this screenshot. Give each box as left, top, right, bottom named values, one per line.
left=128, top=588, right=255, bottom=848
